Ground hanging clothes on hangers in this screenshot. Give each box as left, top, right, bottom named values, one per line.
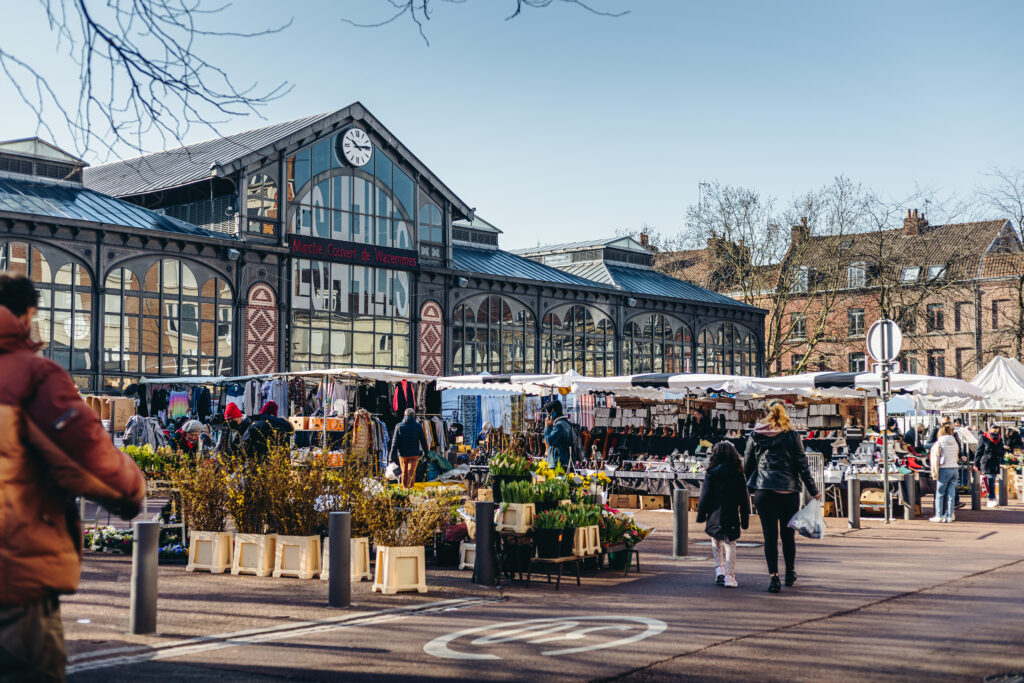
left=392, top=380, right=416, bottom=414
left=243, top=379, right=261, bottom=416
left=168, top=389, right=189, bottom=420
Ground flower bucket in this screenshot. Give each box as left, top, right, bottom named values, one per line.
left=495, top=503, right=536, bottom=534
left=490, top=474, right=531, bottom=505
left=535, top=528, right=563, bottom=558
left=435, top=542, right=460, bottom=567
left=458, top=542, right=476, bottom=570
left=320, top=536, right=373, bottom=582
left=560, top=526, right=576, bottom=557
left=608, top=549, right=630, bottom=570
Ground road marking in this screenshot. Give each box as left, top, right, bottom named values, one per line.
left=423, top=615, right=667, bottom=660
left=67, top=597, right=499, bottom=674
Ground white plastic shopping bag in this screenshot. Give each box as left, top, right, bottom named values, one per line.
left=788, top=499, right=826, bottom=539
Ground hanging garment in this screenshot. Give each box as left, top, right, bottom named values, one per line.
left=392, top=380, right=416, bottom=414
left=352, top=409, right=374, bottom=455
left=265, top=378, right=289, bottom=417
left=190, top=386, right=212, bottom=422
left=243, top=380, right=261, bottom=416
left=168, top=390, right=189, bottom=420
left=288, top=377, right=307, bottom=415
left=149, top=387, right=170, bottom=414
left=225, top=383, right=245, bottom=414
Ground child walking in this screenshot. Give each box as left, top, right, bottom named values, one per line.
left=696, top=441, right=751, bottom=588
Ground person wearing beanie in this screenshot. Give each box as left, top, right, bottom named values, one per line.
left=242, top=405, right=294, bottom=462
left=260, top=401, right=278, bottom=417
left=171, top=419, right=204, bottom=460
left=220, top=402, right=251, bottom=457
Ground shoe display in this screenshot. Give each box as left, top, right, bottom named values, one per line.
left=724, top=576, right=738, bottom=588
left=785, top=570, right=797, bottom=587
left=716, top=574, right=725, bottom=586
left=768, top=575, right=781, bottom=593
left=929, top=515, right=943, bottom=522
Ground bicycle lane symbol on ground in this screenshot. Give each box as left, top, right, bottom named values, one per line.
left=423, top=615, right=667, bottom=661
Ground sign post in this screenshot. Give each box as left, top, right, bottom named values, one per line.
left=866, top=319, right=903, bottom=524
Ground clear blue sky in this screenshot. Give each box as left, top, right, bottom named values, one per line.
left=3, top=0, right=1022, bottom=249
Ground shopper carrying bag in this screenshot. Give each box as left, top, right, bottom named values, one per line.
left=743, top=402, right=820, bottom=593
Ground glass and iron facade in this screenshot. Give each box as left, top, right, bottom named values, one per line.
left=3, top=103, right=764, bottom=391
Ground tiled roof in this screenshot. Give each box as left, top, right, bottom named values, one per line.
left=0, top=174, right=235, bottom=239
left=452, top=246, right=604, bottom=287
left=790, top=219, right=1014, bottom=282
left=981, top=251, right=1024, bottom=279
left=83, top=113, right=331, bottom=197
left=654, top=247, right=717, bottom=287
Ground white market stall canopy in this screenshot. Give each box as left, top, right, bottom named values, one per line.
left=140, top=367, right=437, bottom=386
left=745, top=371, right=984, bottom=400
left=936, top=356, right=1024, bottom=412
left=436, top=373, right=561, bottom=395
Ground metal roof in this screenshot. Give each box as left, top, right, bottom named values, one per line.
left=452, top=246, right=605, bottom=287
left=82, top=113, right=331, bottom=197
left=512, top=236, right=646, bottom=256
left=557, top=261, right=758, bottom=309
left=453, top=215, right=502, bottom=234
left=0, top=174, right=235, bottom=239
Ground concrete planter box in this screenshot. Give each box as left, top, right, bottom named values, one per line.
left=273, top=535, right=322, bottom=579
left=186, top=531, right=233, bottom=574
left=320, top=537, right=373, bottom=582
left=372, top=545, right=427, bottom=594
left=495, top=503, right=536, bottom=534
left=458, top=541, right=476, bottom=570
left=231, top=533, right=277, bottom=577
left=573, top=525, right=600, bottom=557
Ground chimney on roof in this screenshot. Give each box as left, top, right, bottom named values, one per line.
left=639, top=232, right=649, bottom=248
left=903, top=208, right=928, bottom=236
left=791, top=216, right=810, bottom=245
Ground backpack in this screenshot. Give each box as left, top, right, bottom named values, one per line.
left=568, top=421, right=586, bottom=467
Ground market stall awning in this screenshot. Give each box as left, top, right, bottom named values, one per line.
left=141, top=367, right=436, bottom=386
left=436, top=373, right=560, bottom=394
left=932, top=355, right=1024, bottom=412
left=745, top=371, right=984, bottom=400
left=549, top=372, right=755, bottom=399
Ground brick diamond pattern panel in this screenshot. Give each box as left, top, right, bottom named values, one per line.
left=245, top=283, right=278, bottom=375
left=418, top=300, right=443, bottom=376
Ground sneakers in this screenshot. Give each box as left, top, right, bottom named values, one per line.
left=942, top=516, right=952, bottom=523
left=987, top=499, right=998, bottom=508
left=715, top=574, right=725, bottom=586
left=768, top=574, right=781, bottom=593
left=929, top=515, right=943, bottom=522
left=950, top=511, right=955, bottom=521
left=784, top=570, right=797, bottom=587
left=724, top=575, right=738, bottom=588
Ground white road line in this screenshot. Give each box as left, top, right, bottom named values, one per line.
left=67, top=597, right=500, bottom=674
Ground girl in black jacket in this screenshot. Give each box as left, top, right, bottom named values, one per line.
left=697, top=442, right=750, bottom=588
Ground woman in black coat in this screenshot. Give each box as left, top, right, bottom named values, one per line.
left=975, top=424, right=1005, bottom=508
left=697, top=442, right=750, bottom=588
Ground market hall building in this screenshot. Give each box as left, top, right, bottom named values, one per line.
left=0, top=103, right=765, bottom=391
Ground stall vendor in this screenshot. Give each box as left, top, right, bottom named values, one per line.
left=171, top=419, right=204, bottom=460
left=477, top=421, right=493, bottom=449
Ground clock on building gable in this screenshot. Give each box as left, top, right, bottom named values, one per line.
left=339, top=127, right=373, bottom=167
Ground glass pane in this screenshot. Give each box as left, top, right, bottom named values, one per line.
left=181, top=264, right=198, bottom=298
left=312, top=138, right=331, bottom=177
left=375, top=151, right=393, bottom=190
left=352, top=177, right=373, bottom=215
left=393, top=167, right=414, bottom=219
left=353, top=332, right=374, bottom=366
left=376, top=216, right=390, bottom=246
left=333, top=175, right=351, bottom=213
left=294, top=147, right=311, bottom=193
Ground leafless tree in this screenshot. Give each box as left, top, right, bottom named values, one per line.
left=0, top=0, right=291, bottom=160
left=343, top=0, right=628, bottom=45
left=980, top=167, right=1024, bottom=245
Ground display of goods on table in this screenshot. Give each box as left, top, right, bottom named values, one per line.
left=534, top=479, right=571, bottom=513
left=565, top=503, right=601, bottom=556
left=497, top=479, right=537, bottom=533
left=533, top=509, right=570, bottom=559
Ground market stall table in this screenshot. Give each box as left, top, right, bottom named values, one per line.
left=526, top=555, right=582, bottom=590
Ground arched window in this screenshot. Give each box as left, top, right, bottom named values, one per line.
left=104, top=259, right=233, bottom=381
left=622, top=314, right=692, bottom=374
left=246, top=167, right=279, bottom=235
left=696, top=321, right=759, bottom=376
left=452, top=295, right=536, bottom=374
left=0, top=241, right=94, bottom=387
left=541, top=304, right=614, bottom=375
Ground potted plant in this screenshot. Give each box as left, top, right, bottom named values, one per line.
left=172, top=458, right=232, bottom=574
left=367, top=492, right=450, bottom=594
left=533, top=509, right=568, bottom=558
left=496, top=480, right=537, bottom=534
left=435, top=519, right=468, bottom=567
left=534, top=479, right=570, bottom=514
left=263, top=445, right=334, bottom=579
left=321, top=462, right=378, bottom=582
left=224, top=452, right=277, bottom=577
left=488, top=453, right=532, bottom=505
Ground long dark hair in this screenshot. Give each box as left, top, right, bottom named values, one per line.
left=709, top=441, right=743, bottom=474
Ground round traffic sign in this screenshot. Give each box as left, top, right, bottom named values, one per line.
left=866, top=319, right=902, bottom=363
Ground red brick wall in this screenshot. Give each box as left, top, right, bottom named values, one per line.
left=418, top=300, right=443, bottom=376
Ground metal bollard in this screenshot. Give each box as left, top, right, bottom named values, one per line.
left=848, top=477, right=861, bottom=529
left=473, top=501, right=496, bottom=586
left=129, top=521, right=159, bottom=635
left=328, top=512, right=351, bottom=608
left=902, top=473, right=916, bottom=520
left=971, top=470, right=981, bottom=511
left=998, top=466, right=1008, bottom=507
left=672, top=488, right=689, bottom=557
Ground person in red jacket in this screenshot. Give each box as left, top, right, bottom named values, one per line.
left=0, top=274, right=145, bottom=681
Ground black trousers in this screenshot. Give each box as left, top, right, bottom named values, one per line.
left=753, top=490, right=800, bottom=575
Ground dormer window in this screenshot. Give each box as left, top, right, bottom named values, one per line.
left=926, top=265, right=946, bottom=281
left=901, top=266, right=920, bottom=282
left=848, top=262, right=868, bottom=288
left=791, top=266, right=809, bottom=293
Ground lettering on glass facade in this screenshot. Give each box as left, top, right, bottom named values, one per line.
left=289, top=234, right=418, bottom=271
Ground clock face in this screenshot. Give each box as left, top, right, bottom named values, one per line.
left=339, top=127, right=373, bottom=167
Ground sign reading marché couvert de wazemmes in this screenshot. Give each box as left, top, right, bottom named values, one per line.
left=289, top=234, right=419, bottom=271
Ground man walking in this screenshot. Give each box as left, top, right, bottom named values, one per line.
left=389, top=408, right=428, bottom=488
left=0, top=273, right=145, bottom=681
